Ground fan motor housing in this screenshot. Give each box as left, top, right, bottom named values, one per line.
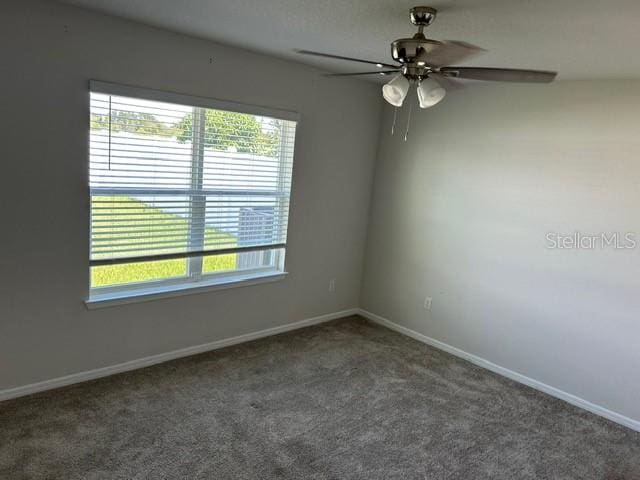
left=391, top=37, right=441, bottom=64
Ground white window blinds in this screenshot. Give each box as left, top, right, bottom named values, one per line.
left=89, top=82, right=298, bottom=274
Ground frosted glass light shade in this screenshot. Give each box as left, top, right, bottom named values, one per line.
left=417, top=77, right=446, bottom=108
left=382, top=74, right=410, bottom=107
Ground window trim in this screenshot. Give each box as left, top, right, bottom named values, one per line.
left=87, top=81, right=299, bottom=304
left=89, top=81, right=301, bottom=123
left=85, top=270, right=288, bottom=309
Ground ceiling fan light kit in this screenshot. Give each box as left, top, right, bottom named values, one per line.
left=417, top=77, right=446, bottom=108
left=297, top=5, right=557, bottom=111
left=382, top=74, right=411, bottom=107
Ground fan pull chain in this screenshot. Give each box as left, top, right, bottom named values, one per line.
left=404, top=101, right=413, bottom=142
left=391, top=107, right=398, bottom=135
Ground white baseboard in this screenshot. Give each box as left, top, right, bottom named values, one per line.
left=0, top=308, right=359, bottom=402
left=5, top=307, right=638, bottom=434
left=358, top=308, right=640, bottom=433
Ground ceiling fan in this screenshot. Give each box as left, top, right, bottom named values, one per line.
left=297, top=6, right=557, bottom=109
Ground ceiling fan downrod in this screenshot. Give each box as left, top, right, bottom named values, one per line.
left=410, top=6, right=437, bottom=37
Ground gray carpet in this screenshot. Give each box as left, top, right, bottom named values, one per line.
left=1, top=316, right=639, bottom=479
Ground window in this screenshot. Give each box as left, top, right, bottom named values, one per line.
left=88, top=81, right=298, bottom=302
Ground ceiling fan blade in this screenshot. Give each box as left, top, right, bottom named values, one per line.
left=324, top=70, right=400, bottom=77
left=418, top=41, right=485, bottom=68
left=430, top=72, right=463, bottom=90
left=440, top=67, right=557, bottom=83
left=295, top=49, right=398, bottom=69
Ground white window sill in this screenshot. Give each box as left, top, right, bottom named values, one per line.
left=85, top=271, right=288, bottom=310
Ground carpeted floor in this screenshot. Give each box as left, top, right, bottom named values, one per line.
left=1, top=316, right=639, bottom=479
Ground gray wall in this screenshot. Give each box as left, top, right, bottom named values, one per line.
left=0, top=0, right=381, bottom=389
left=362, top=81, right=640, bottom=422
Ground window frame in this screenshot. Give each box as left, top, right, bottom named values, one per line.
left=86, top=81, right=299, bottom=306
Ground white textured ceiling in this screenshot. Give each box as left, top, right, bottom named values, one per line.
left=60, top=0, right=640, bottom=80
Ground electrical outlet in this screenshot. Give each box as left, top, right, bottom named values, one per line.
left=423, top=296, right=432, bottom=310
left=328, top=279, right=336, bottom=292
